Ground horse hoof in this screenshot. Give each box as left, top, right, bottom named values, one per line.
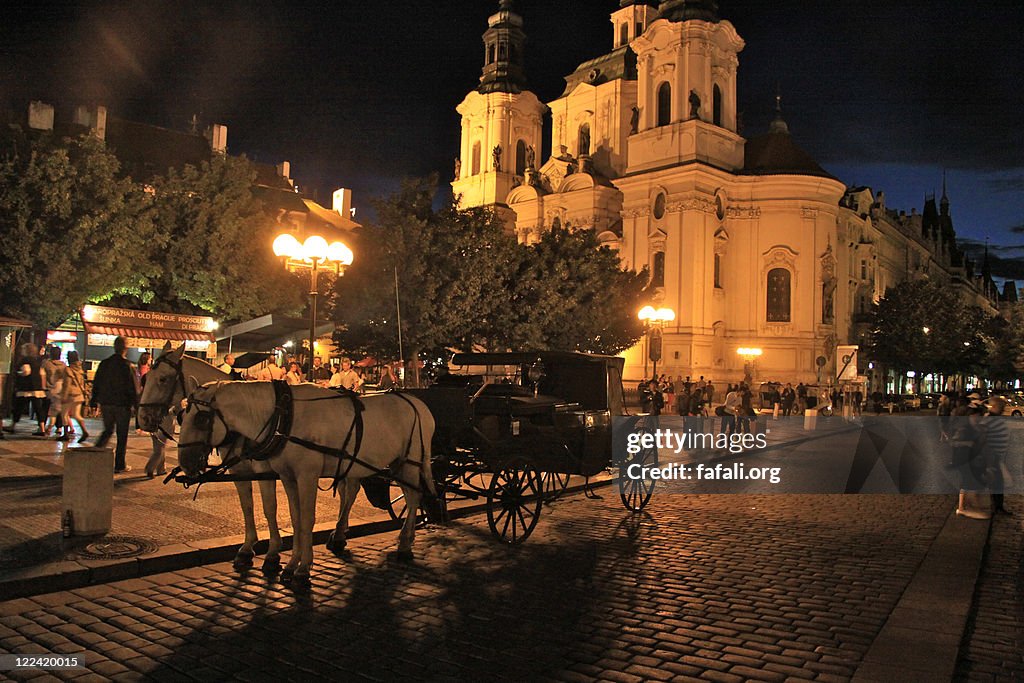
left=232, top=549, right=255, bottom=570
left=326, top=531, right=347, bottom=557
left=395, top=550, right=414, bottom=564
left=281, top=566, right=295, bottom=583
left=291, top=573, right=311, bottom=591
left=261, top=556, right=282, bottom=575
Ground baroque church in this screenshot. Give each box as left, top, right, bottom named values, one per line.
left=451, top=0, right=1010, bottom=386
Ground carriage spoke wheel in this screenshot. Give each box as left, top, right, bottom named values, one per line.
left=487, top=459, right=542, bottom=544
left=540, top=470, right=570, bottom=503
left=619, top=445, right=657, bottom=512
left=386, top=490, right=409, bottom=522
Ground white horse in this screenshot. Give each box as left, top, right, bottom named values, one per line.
left=176, top=380, right=436, bottom=589
left=137, top=346, right=283, bottom=573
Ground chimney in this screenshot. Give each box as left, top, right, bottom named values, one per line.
left=332, top=188, right=352, bottom=218
left=28, top=101, right=54, bottom=130
left=205, top=123, right=227, bottom=154
left=71, top=105, right=107, bottom=140
left=276, top=161, right=293, bottom=186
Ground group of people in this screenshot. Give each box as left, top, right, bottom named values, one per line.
left=945, top=393, right=1012, bottom=519
left=2, top=343, right=90, bottom=443
left=638, top=375, right=717, bottom=417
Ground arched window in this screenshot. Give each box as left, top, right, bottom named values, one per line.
left=577, top=123, right=591, bottom=156
left=656, top=82, right=672, bottom=127
left=471, top=142, right=481, bottom=176
left=766, top=268, right=791, bottom=322
left=620, top=23, right=628, bottom=47
left=713, top=84, right=723, bottom=126
left=652, top=251, right=665, bottom=288
left=515, top=140, right=527, bottom=176
left=714, top=253, right=722, bottom=288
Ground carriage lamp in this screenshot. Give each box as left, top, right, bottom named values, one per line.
left=273, top=232, right=354, bottom=369
left=638, top=306, right=675, bottom=379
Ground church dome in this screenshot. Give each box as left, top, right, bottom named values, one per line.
left=743, top=128, right=836, bottom=180
left=656, top=0, right=720, bottom=23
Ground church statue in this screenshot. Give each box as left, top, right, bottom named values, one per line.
left=555, top=144, right=573, bottom=162
left=630, top=106, right=640, bottom=134
left=453, top=157, right=461, bottom=179
left=492, top=144, right=502, bottom=172
left=525, top=144, right=536, bottom=169
left=689, top=90, right=701, bottom=119
left=822, top=280, right=836, bottom=325
left=579, top=127, right=591, bottom=157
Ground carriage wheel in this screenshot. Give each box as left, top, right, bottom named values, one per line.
left=540, top=470, right=570, bottom=503
left=386, top=490, right=409, bottom=522
left=486, top=459, right=543, bottom=544
left=619, top=443, right=657, bottom=512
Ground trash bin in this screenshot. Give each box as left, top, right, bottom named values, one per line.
left=804, top=409, right=818, bottom=431
left=62, top=447, right=114, bottom=536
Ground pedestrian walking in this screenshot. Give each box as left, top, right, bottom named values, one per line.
left=953, top=396, right=990, bottom=519
left=3, top=343, right=47, bottom=436
left=91, top=336, right=139, bottom=473
left=41, top=346, right=66, bottom=437
left=647, top=379, right=664, bottom=416
left=58, top=351, right=89, bottom=443
left=984, top=396, right=1012, bottom=516
left=721, top=384, right=740, bottom=436
left=781, top=383, right=795, bottom=416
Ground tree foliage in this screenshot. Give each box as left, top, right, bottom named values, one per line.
left=138, top=154, right=305, bottom=320
left=865, top=279, right=992, bottom=377
left=988, top=305, right=1024, bottom=382
left=0, top=128, right=152, bottom=327
left=332, top=176, right=648, bottom=373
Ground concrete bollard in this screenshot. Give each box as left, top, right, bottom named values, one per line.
left=804, top=408, right=818, bottom=431
left=62, top=447, right=114, bottom=536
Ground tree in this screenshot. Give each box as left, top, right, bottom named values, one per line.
left=139, top=154, right=305, bottom=320
left=0, top=128, right=153, bottom=327
left=495, top=226, right=648, bottom=354
left=331, top=176, right=519, bottom=380
left=988, top=306, right=1024, bottom=384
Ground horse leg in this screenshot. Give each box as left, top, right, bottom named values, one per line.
left=279, top=475, right=302, bottom=582
left=232, top=481, right=258, bottom=570
left=396, top=461, right=422, bottom=562
left=292, top=468, right=321, bottom=590
left=326, top=478, right=360, bottom=557
left=257, top=478, right=282, bottom=574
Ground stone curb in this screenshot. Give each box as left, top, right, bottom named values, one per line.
left=0, top=478, right=615, bottom=600
left=851, top=507, right=992, bottom=682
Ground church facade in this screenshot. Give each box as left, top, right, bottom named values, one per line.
left=452, top=0, right=1005, bottom=387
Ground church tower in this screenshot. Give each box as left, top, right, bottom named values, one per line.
left=452, top=0, right=546, bottom=226
left=626, top=0, right=745, bottom=174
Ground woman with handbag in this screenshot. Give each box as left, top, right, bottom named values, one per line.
left=59, top=351, right=90, bottom=443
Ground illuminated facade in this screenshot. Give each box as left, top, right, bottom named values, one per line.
left=454, top=1, right=1005, bottom=384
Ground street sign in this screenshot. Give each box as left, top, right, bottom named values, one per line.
left=837, top=345, right=858, bottom=381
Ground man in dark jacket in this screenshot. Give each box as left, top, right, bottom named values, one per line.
left=91, top=337, right=138, bottom=472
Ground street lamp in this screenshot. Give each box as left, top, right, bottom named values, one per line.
left=273, top=232, right=353, bottom=369
left=737, top=347, right=763, bottom=385
left=638, top=306, right=676, bottom=379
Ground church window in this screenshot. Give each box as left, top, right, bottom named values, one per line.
left=515, top=140, right=527, bottom=176
left=578, top=123, right=591, bottom=156
left=487, top=43, right=495, bottom=65
left=860, top=259, right=867, bottom=279
left=714, top=253, right=722, bottom=289
left=620, top=23, right=628, bottom=47
left=767, top=268, right=791, bottom=322
left=510, top=43, right=519, bottom=64
left=713, top=84, right=723, bottom=126
left=471, top=142, right=481, bottom=176
left=657, top=82, right=672, bottom=127
left=636, top=22, right=643, bottom=38
left=653, top=192, right=666, bottom=220
left=652, top=251, right=665, bottom=288
left=498, top=41, right=508, bottom=60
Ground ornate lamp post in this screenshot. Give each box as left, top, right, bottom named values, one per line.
left=273, top=233, right=353, bottom=368
left=638, top=306, right=676, bottom=379
left=737, top=347, right=763, bottom=385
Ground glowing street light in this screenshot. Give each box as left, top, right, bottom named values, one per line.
left=273, top=232, right=353, bottom=368
left=737, top=347, right=763, bottom=384
left=638, top=306, right=676, bottom=379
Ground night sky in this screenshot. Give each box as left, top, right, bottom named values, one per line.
left=2, top=1, right=1022, bottom=282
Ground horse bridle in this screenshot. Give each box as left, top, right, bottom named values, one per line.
left=177, top=391, right=236, bottom=453
left=139, top=355, right=187, bottom=441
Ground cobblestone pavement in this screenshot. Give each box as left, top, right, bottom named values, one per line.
left=0, top=492, right=955, bottom=681
left=956, top=497, right=1024, bottom=681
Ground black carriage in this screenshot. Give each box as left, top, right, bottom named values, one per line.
left=392, top=351, right=655, bottom=544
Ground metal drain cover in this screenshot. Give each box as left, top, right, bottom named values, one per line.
left=75, top=536, right=158, bottom=560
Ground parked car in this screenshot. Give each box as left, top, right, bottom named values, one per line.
left=987, top=394, right=1024, bottom=417
left=919, top=393, right=942, bottom=410
left=899, top=394, right=921, bottom=410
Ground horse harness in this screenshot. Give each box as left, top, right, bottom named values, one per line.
left=179, top=382, right=427, bottom=495
left=140, top=354, right=187, bottom=442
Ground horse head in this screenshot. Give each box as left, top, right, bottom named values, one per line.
left=138, top=344, right=186, bottom=431
left=176, top=383, right=233, bottom=476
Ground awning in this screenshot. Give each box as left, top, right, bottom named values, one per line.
left=217, top=314, right=334, bottom=353
left=82, top=324, right=214, bottom=342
